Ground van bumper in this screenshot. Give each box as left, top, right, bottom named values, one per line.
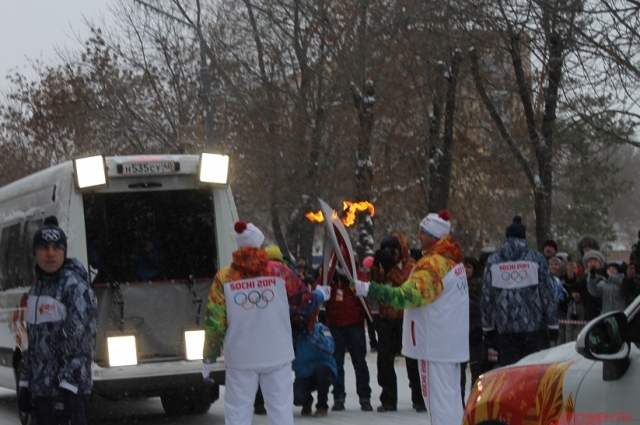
left=92, top=360, right=225, bottom=398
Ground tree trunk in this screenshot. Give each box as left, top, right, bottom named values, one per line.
left=430, top=49, right=462, bottom=211
left=351, top=80, right=375, bottom=259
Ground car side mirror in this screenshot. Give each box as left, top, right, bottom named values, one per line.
left=576, top=311, right=630, bottom=381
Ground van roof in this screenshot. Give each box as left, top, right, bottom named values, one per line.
left=0, top=155, right=212, bottom=209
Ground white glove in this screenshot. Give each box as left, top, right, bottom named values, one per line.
left=202, top=362, right=216, bottom=384
left=316, top=285, right=332, bottom=302
left=354, top=279, right=370, bottom=297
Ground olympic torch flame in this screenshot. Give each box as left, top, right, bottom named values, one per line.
left=342, top=201, right=375, bottom=226
left=305, top=201, right=375, bottom=227
left=304, top=210, right=327, bottom=222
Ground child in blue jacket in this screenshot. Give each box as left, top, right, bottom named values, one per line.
left=291, top=313, right=337, bottom=418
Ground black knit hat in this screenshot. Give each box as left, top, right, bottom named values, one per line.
left=505, top=216, right=526, bottom=240
left=606, top=262, right=624, bottom=274
left=543, top=239, right=558, bottom=252
left=380, top=235, right=401, bottom=252
left=33, top=216, right=67, bottom=253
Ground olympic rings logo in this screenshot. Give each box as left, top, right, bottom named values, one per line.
left=501, top=271, right=528, bottom=285
left=234, top=289, right=275, bottom=310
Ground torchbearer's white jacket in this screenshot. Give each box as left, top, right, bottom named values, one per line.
left=403, top=262, right=469, bottom=362
left=366, top=236, right=470, bottom=363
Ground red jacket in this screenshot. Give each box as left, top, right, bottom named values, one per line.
left=323, top=269, right=368, bottom=327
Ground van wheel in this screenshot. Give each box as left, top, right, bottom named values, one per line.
left=160, top=386, right=212, bottom=415
left=14, top=358, right=34, bottom=425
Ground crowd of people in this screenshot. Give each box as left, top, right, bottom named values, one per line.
left=17, top=211, right=640, bottom=425
left=543, top=233, right=640, bottom=345
left=202, top=214, right=640, bottom=425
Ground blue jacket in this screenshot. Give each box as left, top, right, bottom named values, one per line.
left=20, top=258, right=98, bottom=397
left=482, top=238, right=558, bottom=334
left=292, top=323, right=337, bottom=379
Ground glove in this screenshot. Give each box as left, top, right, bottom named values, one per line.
left=315, top=285, right=331, bottom=302
left=53, top=387, right=74, bottom=425
left=351, top=279, right=370, bottom=297
left=482, top=330, right=497, bottom=348
left=202, top=362, right=216, bottom=384
left=548, top=328, right=559, bottom=342
left=589, top=267, right=597, bottom=278
left=17, top=386, right=32, bottom=414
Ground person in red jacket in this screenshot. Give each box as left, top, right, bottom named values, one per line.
left=322, top=262, right=373, bottom=412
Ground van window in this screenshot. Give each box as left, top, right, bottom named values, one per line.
left=83, top=190, right=218, bottom=283
left=22, top=218, right=43, bottom=284
left=0, top=223, right=23, bottom=289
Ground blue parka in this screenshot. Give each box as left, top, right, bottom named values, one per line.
left=292, top=323, right=337, bottom=379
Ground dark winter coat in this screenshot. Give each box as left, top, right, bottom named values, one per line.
left=621, top=275, right=640, bottom=307
left=481, top=238, right=558, bottom=334
left=565, top=273, right=602, bottom=320
left=19, top=258, right=98, bottom=397
left=468, top=276, right=483, bottom=346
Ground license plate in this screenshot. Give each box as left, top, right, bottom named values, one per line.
left=117, top=161, right=179, bottom=175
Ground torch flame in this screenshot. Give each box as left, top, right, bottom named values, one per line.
left=305, top=201, right=375, bottom=227
left=342, top=201, right=375, bottom=226
left=305, top=211, right=326, bottom=222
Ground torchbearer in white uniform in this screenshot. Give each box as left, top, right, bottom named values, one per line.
left=201, top=221, right=330, bottom=425
left=353, top=210, right=469, bottom=425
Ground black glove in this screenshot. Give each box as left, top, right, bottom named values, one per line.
left=53, top=388, right=74, bottom=425
left=548, top=328, right=559, bottom=342
left=17, top=386, right=32, bottom=414
left=589, top=267, right=597, bottom=278
left=482, top=330, right=497, bottom=348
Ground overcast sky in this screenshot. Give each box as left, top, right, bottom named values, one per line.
left=0, top=1, right=114, bottom=91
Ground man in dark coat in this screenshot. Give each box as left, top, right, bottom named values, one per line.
left=18, top=216, right=98, bottom=425
left=481, top=216, right=558, bottom=367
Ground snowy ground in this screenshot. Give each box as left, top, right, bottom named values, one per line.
left=228, top=350, right=473, bottom=425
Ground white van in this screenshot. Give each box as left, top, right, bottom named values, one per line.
left=0, top=153, right=237, bottom=420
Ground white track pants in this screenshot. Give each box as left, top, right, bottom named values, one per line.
left=418, top=359, right=463, bottom=425
left=224, top=362, right=294, bottom=425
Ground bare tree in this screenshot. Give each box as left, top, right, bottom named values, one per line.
left=466, top=0, right=578, bottom=249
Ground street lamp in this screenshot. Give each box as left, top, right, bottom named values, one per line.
left=133, top=0, right=215, bottom=151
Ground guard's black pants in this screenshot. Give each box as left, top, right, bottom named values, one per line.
left=33, top=394, right=91, bottom=425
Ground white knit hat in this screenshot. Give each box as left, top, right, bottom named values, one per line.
left=234, top=221, right=265, bottom=248
left=419, top=210, right=451, bottom=239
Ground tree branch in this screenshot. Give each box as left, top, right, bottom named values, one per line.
left=468, top=46, right=536, bottom=188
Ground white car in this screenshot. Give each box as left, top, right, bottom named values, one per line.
left=463, top=295, right=640, bottom=425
